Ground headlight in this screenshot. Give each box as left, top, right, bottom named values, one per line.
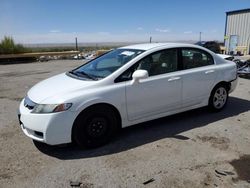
left=31, top=103, right=72, bottom=113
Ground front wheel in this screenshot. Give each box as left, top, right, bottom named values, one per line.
left=209, top=85, right=228, bottom=112
left=72, top=105, right=118, bottom=148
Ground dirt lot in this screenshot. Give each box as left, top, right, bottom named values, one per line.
left=0, top=60, right=250, bottom=188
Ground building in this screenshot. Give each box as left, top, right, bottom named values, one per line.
left=224, top=8, right=250, bottom=55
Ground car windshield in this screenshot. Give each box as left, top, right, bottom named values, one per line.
left=68, top=49, right=144, bottom=80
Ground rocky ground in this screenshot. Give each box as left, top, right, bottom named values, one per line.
left=0, top=60, right=249, bottom=188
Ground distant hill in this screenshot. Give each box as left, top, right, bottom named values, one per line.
left=24, top=40, right=198, bottom=48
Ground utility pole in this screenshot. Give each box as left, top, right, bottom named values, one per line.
left=150, top=36, right=152, bottom=43
left=199, top=32, right=202, bottom=43
left=75, top=37, right=78, bottom=51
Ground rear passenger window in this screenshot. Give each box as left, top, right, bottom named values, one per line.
left=182, top=49, right=214, bottom=69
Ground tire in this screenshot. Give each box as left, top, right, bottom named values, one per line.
left=208, top=84, right=229, bottom=112
left=72, top=105, right=118, bottom=148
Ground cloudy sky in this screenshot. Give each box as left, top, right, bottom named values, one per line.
left=0, top=0, right=249, bottom=44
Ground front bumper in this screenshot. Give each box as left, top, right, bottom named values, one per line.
left=18, top=99, right=77, bottom=145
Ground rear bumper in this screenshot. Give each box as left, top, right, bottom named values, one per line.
left=18, top=99, right=77, bottom=145
left=229, top=77, right=238, bottom=93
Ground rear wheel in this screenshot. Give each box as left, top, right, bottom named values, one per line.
left=72, top=105, right=118, bottom=148
left=209, top=85, right=228, bottom=112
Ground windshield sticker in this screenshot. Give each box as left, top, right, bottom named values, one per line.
left=120, top=51, right=135, bottom=56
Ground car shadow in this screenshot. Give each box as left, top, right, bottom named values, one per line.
left=34, top=96, right=250, bottom=160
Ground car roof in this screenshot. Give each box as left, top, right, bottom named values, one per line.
left=119, top=43, right=200, bottom=51
left=216, top=54, right=233, bottom=59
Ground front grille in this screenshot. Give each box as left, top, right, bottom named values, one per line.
left=24, top=96, right=36, bottom=110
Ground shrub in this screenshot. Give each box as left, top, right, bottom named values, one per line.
left=0, top=36, right=29, bottom=54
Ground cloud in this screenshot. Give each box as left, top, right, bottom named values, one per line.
left=97, top=32, right=110, bottom=35
left=49, top=30, right=61, bottom=33
left=155, top=28, right=170, bottom=33
left=137, top=27, right=143, bottom=31
left=184, top=31, right=192, bottom=34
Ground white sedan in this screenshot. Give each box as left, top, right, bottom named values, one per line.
left=18, top=43, right=238, bottom=148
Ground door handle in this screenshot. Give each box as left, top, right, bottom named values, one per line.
left=205, top=70, right=215, bottom=74
left=168, top=77, right=181, bottom=81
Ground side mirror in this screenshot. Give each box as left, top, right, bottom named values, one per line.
left=132, top=70, right=148, bottom=84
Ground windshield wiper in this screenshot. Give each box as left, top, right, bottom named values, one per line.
left=69, top=71, right=97, bottom=80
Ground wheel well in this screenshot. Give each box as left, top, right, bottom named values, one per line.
left=213, top=81, right=231, bottom=92
left=71, top=103, right=122, bottom=141
left=208, top=81, right=230, bottom=111
left=209, top=81, right=230, bottom=101
left=85, top=103, right=122, bottom=128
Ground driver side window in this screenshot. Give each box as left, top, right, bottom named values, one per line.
left=115, top=48, right=178, bottom=83
left=114, top=63, right=139, bottom=82
left=138, top=49, right=178, bottom=76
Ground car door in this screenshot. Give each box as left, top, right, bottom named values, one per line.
left=124, top=49, right=182, bottom=121
left=180, top=48, right=217, bottom=107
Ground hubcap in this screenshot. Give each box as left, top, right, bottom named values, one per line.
left=213, top=87, right=227, bottom=109
left=87, top=117, right=107, bottom=138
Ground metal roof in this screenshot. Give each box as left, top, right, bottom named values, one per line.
left=226, top=8, right=250, bottom=15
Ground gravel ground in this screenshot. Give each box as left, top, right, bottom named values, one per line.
left=0, top=60, right=250, bottom=188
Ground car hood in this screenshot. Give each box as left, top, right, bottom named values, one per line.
left=27, top=73, right=96, bottom=103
